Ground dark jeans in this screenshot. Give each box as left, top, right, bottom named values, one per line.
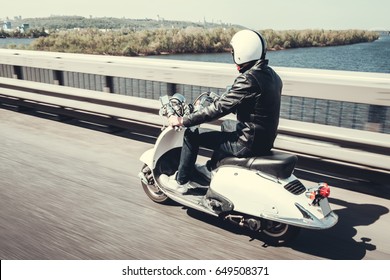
left=176, top=120, right=252, bottom=184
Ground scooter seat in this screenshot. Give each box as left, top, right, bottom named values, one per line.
left=217, top=151, right=298, bottom=179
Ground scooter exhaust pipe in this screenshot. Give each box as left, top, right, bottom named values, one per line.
left=247, top=218, right=262, bottom=231
left=225, top=215, right=262, bottom=231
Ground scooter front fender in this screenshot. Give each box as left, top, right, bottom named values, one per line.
left=139, top=148, right=154, bottom=168
left=140, top=127, right=185, bottom=170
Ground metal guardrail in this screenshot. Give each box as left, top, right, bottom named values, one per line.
left=1, top=49, right=390, bottom=134
left=1, top=49, right=389, bottom=102
left=0, top=77, right=389, bottom=173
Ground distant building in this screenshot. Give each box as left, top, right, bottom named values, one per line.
left=2, top=21, right=11, bottom=30
left=17, top=23, right=30, bottom=33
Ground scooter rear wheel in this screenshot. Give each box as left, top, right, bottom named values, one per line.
left=140, top=164, right=169, bottom=204
left=261, top=221, right=300, bottom=245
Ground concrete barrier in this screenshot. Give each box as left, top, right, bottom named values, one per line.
left=0, top=76, right=389, bottom=172
left=1, top=49, right=389, bottom=133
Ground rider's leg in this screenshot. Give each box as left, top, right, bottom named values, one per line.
left=176, top=126, right=250, bottom=184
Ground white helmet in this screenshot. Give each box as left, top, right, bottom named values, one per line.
left=230, top=29, right=267, bottom=65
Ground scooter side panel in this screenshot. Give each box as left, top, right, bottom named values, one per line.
left=211, top=167, right=310, bottom=218
left=210, top=166, right=337, bottom=229
left=211, top=167, right=294, bottom=215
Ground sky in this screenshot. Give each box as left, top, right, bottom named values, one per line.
left=1, top=0, right=390, bottom=30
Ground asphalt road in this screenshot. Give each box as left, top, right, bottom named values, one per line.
left=0, top=108, right=389, bottom=260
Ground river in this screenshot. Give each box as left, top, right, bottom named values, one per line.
left=0, top=38, right=34, bottom=48
left=1, top=36, right=390, bottom=74
left=151, top=36, right=390, bottom=74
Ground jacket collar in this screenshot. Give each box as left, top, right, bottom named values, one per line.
left=238, top=59, right=269, bottom=73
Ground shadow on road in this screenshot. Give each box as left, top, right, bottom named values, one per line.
left=288, top=197, right=389, bottom=259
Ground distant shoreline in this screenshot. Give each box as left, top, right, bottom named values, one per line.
left=20, top=28, right=379, bottom=57
left=1, top=20, right=380, bottom=57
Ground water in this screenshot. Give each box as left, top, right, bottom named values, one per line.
left=1, top=36, right=389, bottom=73
left=151, top=36, right=390, bottom=74
left=0, top=38, right=36, bottom=48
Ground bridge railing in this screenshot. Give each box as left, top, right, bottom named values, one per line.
left=0, top=49, right=389, bottom=172
left=1, top=49, right=389, bottom=133
left=0, top=75, right=389, bottom=173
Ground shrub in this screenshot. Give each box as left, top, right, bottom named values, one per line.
left=26, top=28, right=379, bottom=56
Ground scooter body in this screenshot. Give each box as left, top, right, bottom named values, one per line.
left=139, top=94, right=338, bottom=245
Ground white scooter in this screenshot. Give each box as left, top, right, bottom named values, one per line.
left=138, top=92, right=338, bottom=245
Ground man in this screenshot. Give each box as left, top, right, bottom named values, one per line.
left=160, top=29, right=283, bottom=194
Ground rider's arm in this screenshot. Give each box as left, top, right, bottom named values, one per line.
left=182, top=74, right=255, bottom=127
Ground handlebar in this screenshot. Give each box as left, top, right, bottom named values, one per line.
left=159, top=91, right=220, bottom=130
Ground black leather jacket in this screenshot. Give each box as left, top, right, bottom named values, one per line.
left=183, top=59, right=283, bottom=154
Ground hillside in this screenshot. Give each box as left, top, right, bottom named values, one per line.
left=5, top=15, right=240, bottom=31
left=1, top=16, right=380, bottom=57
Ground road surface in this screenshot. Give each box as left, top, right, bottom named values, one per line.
left=0, top=108, right=389, bottom=260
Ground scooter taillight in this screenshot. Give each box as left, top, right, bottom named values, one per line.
left=319, top=183, right=330, bottom=198
left=306, top=182, right=330, bottom=206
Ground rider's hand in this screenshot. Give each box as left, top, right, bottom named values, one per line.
left=168, top=116, right=183, bottom=127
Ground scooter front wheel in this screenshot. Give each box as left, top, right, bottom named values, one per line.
left=140, top=164, right=169, bottom=204
left=261, top=221, right=300, bottom=246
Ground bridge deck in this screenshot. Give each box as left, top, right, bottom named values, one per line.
left=1, top=108, right=389, bottom=260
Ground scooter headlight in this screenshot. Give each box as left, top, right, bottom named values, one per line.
left=170, top=93, right=186, bottom=116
